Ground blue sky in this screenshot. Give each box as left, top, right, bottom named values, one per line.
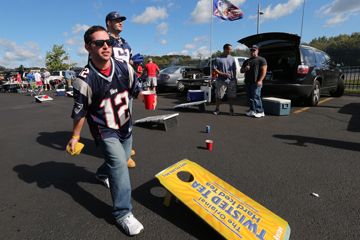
left=0, top=0, right=359, bottom=68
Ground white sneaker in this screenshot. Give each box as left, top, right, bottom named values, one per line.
left=95, top=175, right=110, bottom=189
left=254, top=112, right=265, bottom=118
left=117, top=213, right=144, bottom=236
left=245, top=110, right=255, bottom=117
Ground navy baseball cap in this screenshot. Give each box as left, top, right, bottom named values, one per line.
left=105, top=11, right=126, bottom=22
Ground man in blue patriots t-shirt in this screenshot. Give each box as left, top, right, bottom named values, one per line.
left=67, top=25, right=144, bottom=236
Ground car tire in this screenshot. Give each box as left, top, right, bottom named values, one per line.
left=330, top=77, right=344, bottom=97
left=177, top=81, right=185, bottom=93
left=307, top=80, right=320, bottom=106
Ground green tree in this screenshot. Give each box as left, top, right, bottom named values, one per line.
left=309, top=32, right=360, bottom=66
left=45, top=45, right=75, bottom=71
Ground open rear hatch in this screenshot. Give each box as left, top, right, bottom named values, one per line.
left=238, top=32, right=300, bottom=49
left=238, top=32, right=302, bottom=84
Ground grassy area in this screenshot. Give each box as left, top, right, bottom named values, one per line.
left=345, top=88, right=360, bottom=94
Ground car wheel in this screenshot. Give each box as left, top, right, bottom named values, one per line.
left=330, top=77, right=344, bottom=97
left=307, top=80, right=320, bottom=106
left=177, top=81, right=185, bottom=93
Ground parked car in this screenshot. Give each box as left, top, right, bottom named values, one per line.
left=238, top=32, right=345, bottom=106
left=201, top=56, right=248, bottom=86
left=157, top=66, right=203, bottom=91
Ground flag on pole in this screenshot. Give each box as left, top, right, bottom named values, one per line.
left=213, top=0, right=243, bottom=21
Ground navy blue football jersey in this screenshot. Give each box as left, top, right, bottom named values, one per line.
left=71, top=58, right=140, bottom=142
left=111, top=36, right=132, bottom=63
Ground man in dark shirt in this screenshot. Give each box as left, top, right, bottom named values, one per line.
left=67, top=25, right=144, bottom=236
left=241, top=45, right=267, bottom=118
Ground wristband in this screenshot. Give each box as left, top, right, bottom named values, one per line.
left=72, top=135, right=80, bottom=140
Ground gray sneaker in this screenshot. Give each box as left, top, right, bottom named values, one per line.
left=95, top=175, right=110, bottom=189
left=117, top=213, right=144, bottom=236
left=245, top=110, right=255, bottom=117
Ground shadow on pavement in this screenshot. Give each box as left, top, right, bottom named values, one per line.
left=36, top=131, right=102, bottom=158
left=13, top=161, right=114, bottom=224
left=273, top=134, right=360, bottom=152
left=338, top=103, right=360, bottom=132
left=132, top=178, right=224, bottom=240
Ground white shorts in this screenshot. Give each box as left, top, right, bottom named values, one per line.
left=146, top=77, right=157, bottom=87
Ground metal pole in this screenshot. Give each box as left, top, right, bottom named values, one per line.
left=257, top=2, right=260, bottom=34
left=210, top=0, right=213, bottom=81
left=300, top=0, right=305, bottom=39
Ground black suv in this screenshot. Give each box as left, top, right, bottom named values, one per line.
left=238, top=32, right=344, bottom=106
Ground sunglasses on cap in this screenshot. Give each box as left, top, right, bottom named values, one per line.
left=89, top=39, right=114, bottom=47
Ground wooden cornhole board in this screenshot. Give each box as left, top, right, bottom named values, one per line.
left=134, top=113, right=179, bottom=131
left=35, top=95, right=53, bottom=103
left=155, top=160, right=291, bottom=240
left=173, top=100, right=207, bottom=111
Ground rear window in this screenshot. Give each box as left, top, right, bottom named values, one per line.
left=300, top=47, right=316, bottom=66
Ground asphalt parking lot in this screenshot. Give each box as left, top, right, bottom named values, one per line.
left=0, top=92, right=359, bottom=240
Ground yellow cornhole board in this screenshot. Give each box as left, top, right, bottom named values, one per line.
left=155, top=159, right=291, bottom=240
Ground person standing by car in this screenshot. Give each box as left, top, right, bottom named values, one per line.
left=212, top=43, right=237, bottom=115
left=145, top=58, right=160, bottom=92
left=67, top=25, right=144, bottom=236
left=105, top=11, right=137, bottom=168
left=241, top=45, right=267, bottom=118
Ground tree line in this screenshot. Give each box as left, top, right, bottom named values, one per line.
left=308, top=32, right=360, bottom=66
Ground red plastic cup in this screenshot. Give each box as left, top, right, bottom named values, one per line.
left=205, top=140, right=213, bottom=151
left=142, top=91, right=157, bottom=110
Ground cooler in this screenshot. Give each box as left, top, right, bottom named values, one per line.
left=56, top=88, right=66, bottom=96
left=187, top=90, right=205, bottom=102
left=263, top=97, right=291, bottom=116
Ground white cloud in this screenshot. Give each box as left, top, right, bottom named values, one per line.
left=250, top=0, right=303, bottom=22
left=191, top=0, right=246, bottom=23
left=66, top=38, right=79, bottom=46
left=132, top=6, right=168, bottom=24
left=157, top=22, right=168, bottom=35
left=193, top=46, right=210, bottom=58
left=160, top=39, right=167, bottom=45
left=0, top=39, right=43, bottom=68
left=184, top=43, right=196, bottom=49
left=319, top=0, right=360, bottom=27
left=73, top=24, right=90, bottom=34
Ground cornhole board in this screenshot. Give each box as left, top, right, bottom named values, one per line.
left=66, top=91, right=74, bottom=97
left=173, top=100, right=207, bottom=111
left=134, top=113, right=179, bottom=131
left=156, top=160, right=291, bottom=240
left=35, top=95, right=53, bottom=103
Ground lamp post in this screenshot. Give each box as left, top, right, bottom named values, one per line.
left=256, top=2, right=264, bottom=34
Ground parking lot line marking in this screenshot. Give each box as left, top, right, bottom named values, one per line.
left=293, top=97, right=334, bottom=114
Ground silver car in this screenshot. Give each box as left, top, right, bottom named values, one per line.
left=158, top=66, right=203, bottom=90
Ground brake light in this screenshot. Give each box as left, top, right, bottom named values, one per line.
left=297, top=65, right=309, bottom=75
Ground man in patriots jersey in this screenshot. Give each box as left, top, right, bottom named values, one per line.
left=67, top=25, right=144, bottom=236
left=105, top=11, right=137, bottom=168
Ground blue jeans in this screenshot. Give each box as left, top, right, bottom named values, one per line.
left=245, top=83, right=264, bottom=113
left=96, top=136, right=133, bottom=220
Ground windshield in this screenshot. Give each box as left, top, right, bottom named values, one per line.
left=162, top=67, right=180, bottom=74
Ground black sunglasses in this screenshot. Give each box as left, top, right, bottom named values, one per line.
left=90, top=39, right=114, bottom=47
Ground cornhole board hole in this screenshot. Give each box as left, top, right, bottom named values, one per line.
left=173, top=100, right=207, bottom=111
left=156, top=160, right=291, bottom=240
left=35, top=95, right=53, bottom=103
left=262, top=97, right=291, bottom=116
left=66, top=91, right=74, bottom=97
left=134, top=113, right=179, bottom=131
